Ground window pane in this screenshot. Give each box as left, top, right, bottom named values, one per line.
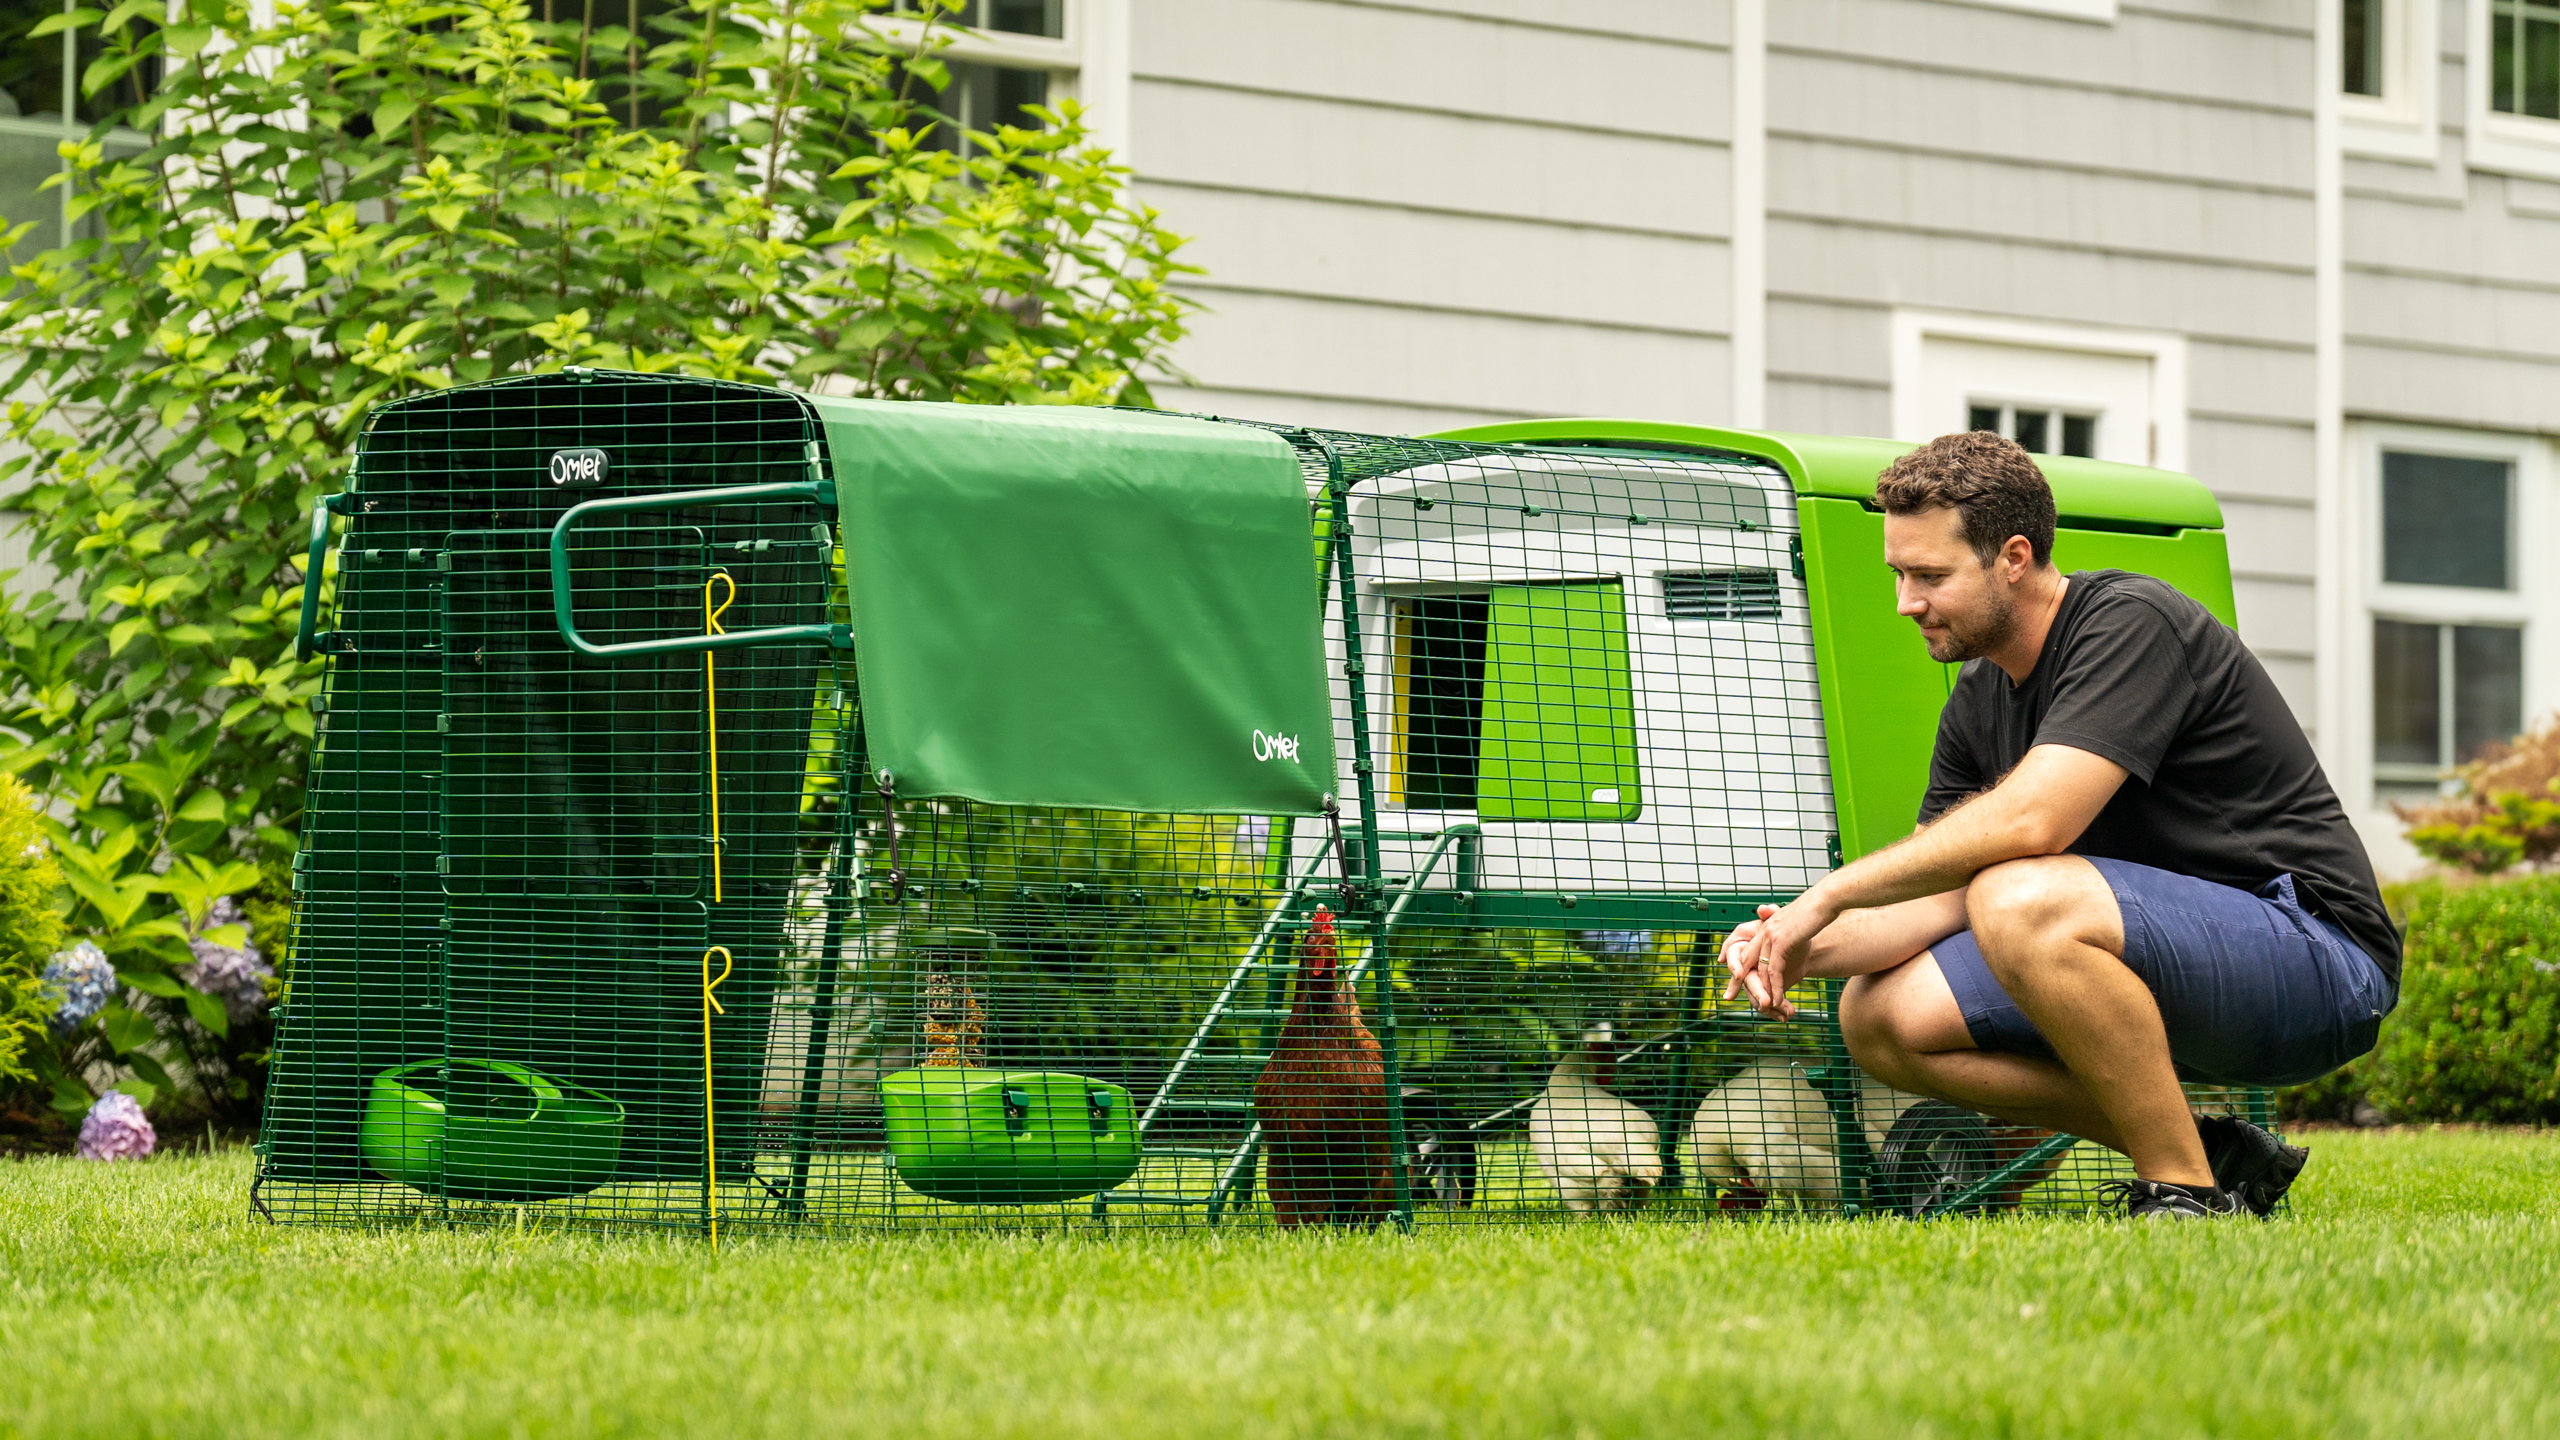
left=1967, top=405, right=2001, bottom=435
left=2061, top=413, right=2096, bottom=458
left=2454, top=624, right=2524, bottom=763
left=2530, top=15, right=2560, bottom=119
left=2344, top=0, right=2382, bottom=96
left=987, top=0, right=1063, bottom=36
left=2381, top=451, right=2510, bottom=590
left=2373, top=618, right=2441, bottom=767
left=899, top=1, right=1063, bottom=37
left=73, top=27, right=157, bottom=125
left=2012, top=409, right=2049, bottom=454
left=0, top=0, right=67, bottom=121
left=0, top=128, right=55, bottom=263
left=2496, top=9, right=2519, bottom=113
left=915, top=62, right=1049, bottom=155
left=599, top=0, right=696, bottom=130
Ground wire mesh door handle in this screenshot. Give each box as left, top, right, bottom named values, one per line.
left=547, top=480, right=851, bottom=659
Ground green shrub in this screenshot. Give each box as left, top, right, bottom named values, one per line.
left=2281, top=873, right=2560, bottom=1123
left=0, top=776, right=67, bottom=1081
left=2394, top=716, right=2560, bottom=874
left=0, top=0, right=1191, bottom=1128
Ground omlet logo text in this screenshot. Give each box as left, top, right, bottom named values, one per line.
left=549, top=447, right=610, bottom=489
left=1252, top=730, right=1301, bottom=763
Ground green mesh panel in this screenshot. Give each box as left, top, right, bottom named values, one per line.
left=258, top=383, right=2285, bottom=1236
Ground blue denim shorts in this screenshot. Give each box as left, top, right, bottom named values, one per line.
left=1930, top=858, right=2398, bottom=1088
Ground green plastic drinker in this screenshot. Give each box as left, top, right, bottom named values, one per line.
left=881, top=1068, right=1139, bottom=1204
left=360, top=1059, right=625, bottom=1201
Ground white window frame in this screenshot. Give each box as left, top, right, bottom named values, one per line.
left=2343, top=0, right=2441, bottom=163
left=2465, top=0, right=2560, bottom=181
left=0, top=5, right=157, bottom=254
left=1888, top=310, right=2187, bottom=472
left=875, top=3, right=1080, bottom=76
left=869, top=0, right=1132, bottom=163
left=1959, top=0, right=2117, bottom=22
left=2334, top=422, right=2554, bottom=801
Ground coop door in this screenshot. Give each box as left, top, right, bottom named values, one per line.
left=1478, top=582, right=1641, bottom=822
left=438, top=526, right=712, bottom=899
left=1390, top=582, right=1640, bottom=821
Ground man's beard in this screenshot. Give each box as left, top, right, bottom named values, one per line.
left=1923, top=583, right=2017, bottom=663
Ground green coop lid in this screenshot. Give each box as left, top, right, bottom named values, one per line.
left=816, top=398, right=1340, bottom=817
left=1425, top=420, right=2224, bottom=532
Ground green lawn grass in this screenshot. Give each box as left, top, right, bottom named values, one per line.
left=3, top=1129, right=2555, bottom=1439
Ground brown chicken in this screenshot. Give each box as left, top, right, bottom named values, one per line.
left=1252, top=907, right=1392, bottom=1228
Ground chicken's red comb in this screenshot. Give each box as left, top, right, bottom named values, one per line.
left=1309, top=907, right=1335, bottom=938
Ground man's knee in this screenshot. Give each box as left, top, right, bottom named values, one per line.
left=1839, top=973, right=1895, bottom=1058
left=1968, top=856, right=2121, bottom=977
left=1840, top=968, right=1941, bottom=1086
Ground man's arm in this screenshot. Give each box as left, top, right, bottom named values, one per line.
left=1719, top=889, right=1972, bottom=1019
left=1725, top=742, right=2128, bottom=1015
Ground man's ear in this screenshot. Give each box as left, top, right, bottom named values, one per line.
left=2000, top=534, right=2036, bottom=582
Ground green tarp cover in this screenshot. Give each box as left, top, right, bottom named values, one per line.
left=815, top=398, right=1338, bottom=816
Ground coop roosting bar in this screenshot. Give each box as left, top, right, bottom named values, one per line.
left=256, top=371, right=2280, bottom=1236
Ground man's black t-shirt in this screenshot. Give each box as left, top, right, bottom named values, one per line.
left=1920, top=569, right=2399, bottom=980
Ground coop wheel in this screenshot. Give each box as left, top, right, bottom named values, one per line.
left=1873, top=1101, right=1999, bottom=1218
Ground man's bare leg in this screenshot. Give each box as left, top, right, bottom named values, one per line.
left=1964, top=856, right=2212, bottom=1186
left=1839, top=895, right=2215, bottom=1182
left=1839, top=955, right=2128, bottom=1150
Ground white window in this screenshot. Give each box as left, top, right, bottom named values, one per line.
left=2490, top=0, right=2560, bottom=118
left=1890, top=312, right=2186, bottom=471
left=2347, top=428, right=2559, bottom=807
left=0, top=3, right=155, bottom=265
left=2342, top=0, right=2441, bottom=162
left=2467, top=0, right=2560, bottom=179
left=2370, top=451, right=2525, bottom=784
left=884, top=1, right=1085, bottom=158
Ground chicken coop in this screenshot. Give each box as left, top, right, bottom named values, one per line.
left=256, top=370, right=2284, bottom=1237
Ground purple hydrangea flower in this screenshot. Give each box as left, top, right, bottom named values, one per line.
left=1575, top=930, right=1650, bottom=958
left=77, top=1091, right=156, bottom=1161
left=179, top=896, right=274, bottom=1021
left=42, top=941, right=115, bottom=1035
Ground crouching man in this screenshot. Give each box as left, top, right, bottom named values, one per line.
left=1721, top=432, right=2398, bottom=1218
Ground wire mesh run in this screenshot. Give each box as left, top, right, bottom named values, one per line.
left=258, top=381, right=2285, bottom=1236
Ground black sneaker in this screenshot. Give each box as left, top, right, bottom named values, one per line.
left=2195, top=1113, right=2308, bottom=1218
left=2100, top=1178, right=2241, bottom=1219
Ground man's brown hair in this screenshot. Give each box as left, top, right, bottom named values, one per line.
left=1873, top=430, right=2058, bottom=567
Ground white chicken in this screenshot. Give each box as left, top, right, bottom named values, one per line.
left=1683, top=1054, right=1922, bottom=1208
left=1530, top=1023, right=1663, bottom=1214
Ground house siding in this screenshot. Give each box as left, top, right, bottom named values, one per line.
left=1131, top=0, right=1735, bottom=431
left=1763, top=0, right=2322, bottom=695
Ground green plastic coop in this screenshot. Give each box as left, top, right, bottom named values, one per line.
left=256, top=370, right=2277, bottom=1235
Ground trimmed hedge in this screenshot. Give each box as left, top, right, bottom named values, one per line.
left=2281, top=874, right=2560, bottom=1124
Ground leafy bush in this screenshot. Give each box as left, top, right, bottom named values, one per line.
left=2280, top=873, right=2560, bottom=1124
left=2395, top=716, right=2560, bottom=874
left=0, top=776, right=67, bottom=1081
left=0, top=0, right=1190, bottom=1130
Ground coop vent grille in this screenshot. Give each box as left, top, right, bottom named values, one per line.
left=1663, top=569, right=1782, bottom=621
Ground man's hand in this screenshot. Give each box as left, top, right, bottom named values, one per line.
left=1721, top=891, right=1839, bottom=1020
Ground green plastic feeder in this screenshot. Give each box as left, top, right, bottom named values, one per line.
left=881, top=1069, right=1139, bottom=1204
left=360, top=1059, right=625, bottom=1201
